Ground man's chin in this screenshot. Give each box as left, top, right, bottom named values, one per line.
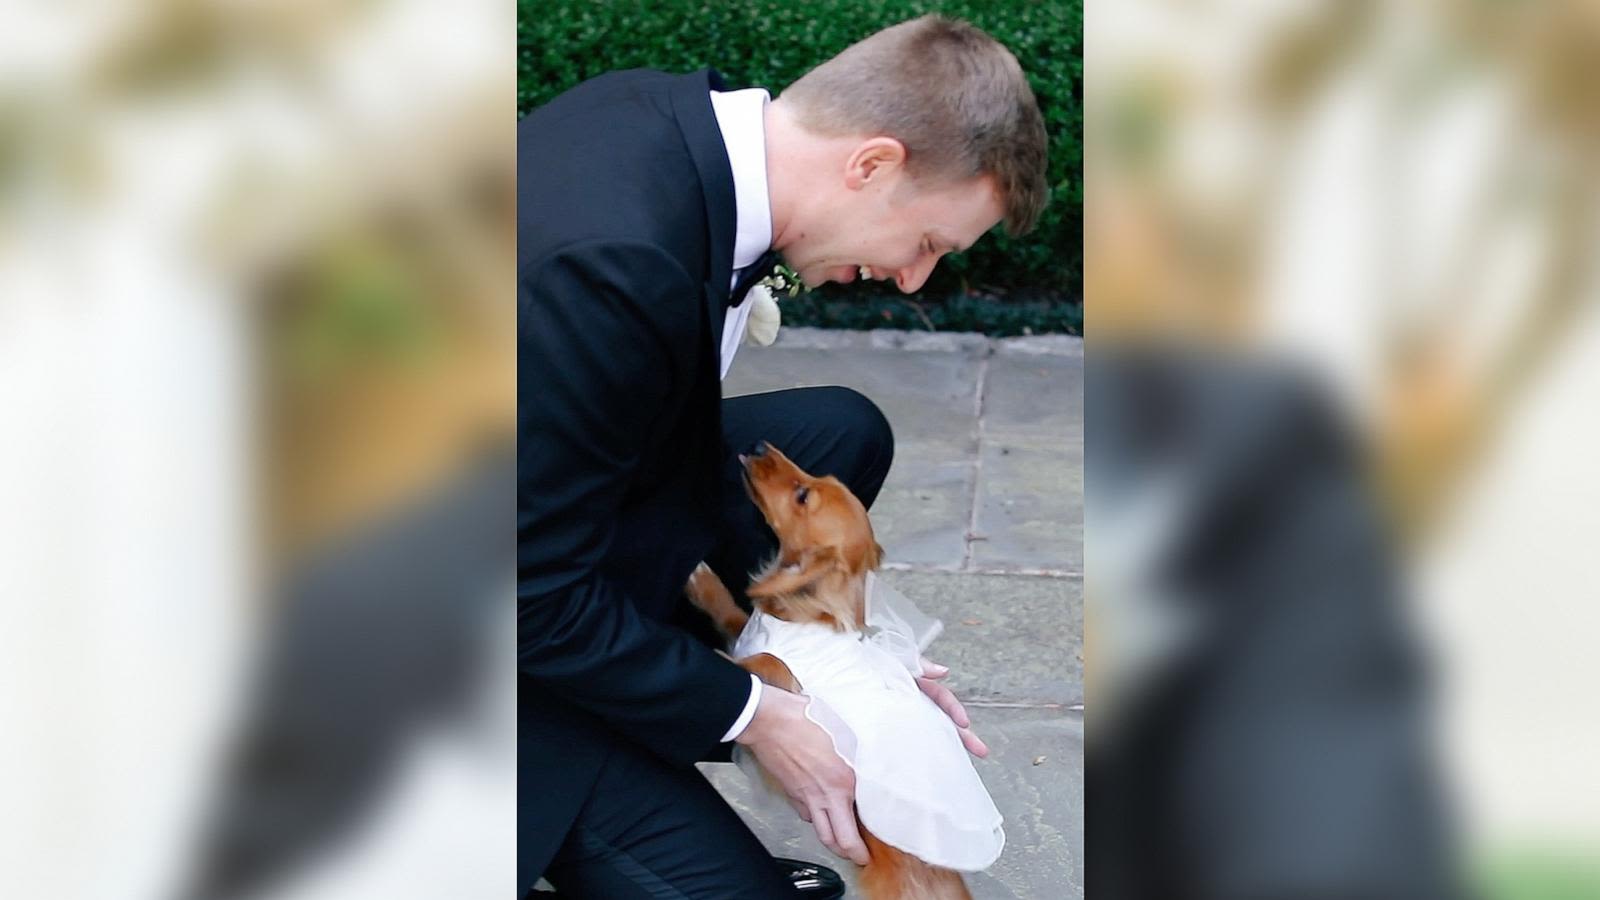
left=807, top=265, right=857, bottom=286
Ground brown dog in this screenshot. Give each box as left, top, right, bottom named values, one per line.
left=685, top=442, right=974, bottom=900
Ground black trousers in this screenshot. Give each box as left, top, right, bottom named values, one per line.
left=541, top=386, right=893, bottom=899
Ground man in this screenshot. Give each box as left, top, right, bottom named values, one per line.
left=519, top=15, right=1048, bottom=897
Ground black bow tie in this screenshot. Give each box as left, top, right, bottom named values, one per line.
left=729, top=249, right=781, bottom=309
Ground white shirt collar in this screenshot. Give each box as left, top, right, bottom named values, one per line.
left=709, top=87, right=773, bottom=271
left=709, top=87, right=774, bottom=379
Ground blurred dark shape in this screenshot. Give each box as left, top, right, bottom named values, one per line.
left=1086, top=348, right=1464, bottom=900
left=181, top=449, right=513, bottom=900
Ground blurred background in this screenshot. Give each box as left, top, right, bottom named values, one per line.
left=1087, top=0, right=1600, bottom=897
left=519, top=0, right=1083, bottom=336
left=1, top=1, right=514, bottom=898
left=11, top=0, right=1600, bottom=897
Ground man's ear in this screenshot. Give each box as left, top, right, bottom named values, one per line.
left=748, top=546, right=841, bottom=599
left=844, top=137, right=907, bottom=190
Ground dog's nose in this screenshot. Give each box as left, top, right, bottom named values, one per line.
left=746, top=441, right=768, bottom=459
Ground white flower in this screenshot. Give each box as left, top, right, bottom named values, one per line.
left=743, top=283, right=782, bottom=346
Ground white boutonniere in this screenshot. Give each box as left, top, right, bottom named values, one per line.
left=743, top=263, right=805, bottom=347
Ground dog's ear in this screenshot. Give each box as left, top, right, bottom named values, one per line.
left=748, top=546, right=841, bottom=599
left=841, top=539, right=885, bottom=575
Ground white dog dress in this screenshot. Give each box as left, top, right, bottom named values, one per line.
left=731, top=573, right=1005, bottom=871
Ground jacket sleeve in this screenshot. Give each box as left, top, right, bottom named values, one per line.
left=517, top=239, right=750, bottom=767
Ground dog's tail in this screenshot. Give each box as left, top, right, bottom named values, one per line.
left=858, top=826, right=972, bottom=900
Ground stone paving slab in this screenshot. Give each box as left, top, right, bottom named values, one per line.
left=975, top=343, right=1082, bottom=573
left=972, top=435, right=1083, bottom=573
left=969, top=706, right=1083, bottom=900
left=985, top=342, right=1083, bottom=442
left=868, top=458, right=974, bottom=567
left=877, top=570, right=1083, bottom=708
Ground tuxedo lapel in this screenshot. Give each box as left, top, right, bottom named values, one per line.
left=668, top=69, right=738, bottom=342
left=665, top=69, right=737, bottom=548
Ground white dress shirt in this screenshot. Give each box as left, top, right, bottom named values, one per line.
left=709, top=86, right=773, bottom=742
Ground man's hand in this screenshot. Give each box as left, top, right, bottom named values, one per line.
left=736, top=685, right=871, bottom=866
left=916, top=656, right=989, bottom=758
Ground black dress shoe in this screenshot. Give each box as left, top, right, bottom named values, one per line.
left=774, top=857, right=845, bottom=899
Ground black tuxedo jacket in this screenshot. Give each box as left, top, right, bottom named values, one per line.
left=517, top=69, right=752, bottom=883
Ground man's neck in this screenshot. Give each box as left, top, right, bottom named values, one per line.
left=762, top=100, right=796, bottom=252
left=764, top=99, right=846, bottom=254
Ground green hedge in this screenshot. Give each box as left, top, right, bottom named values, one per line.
left=519, top=0, right=1081, bottom=333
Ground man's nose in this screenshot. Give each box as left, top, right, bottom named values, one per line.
left=895, top=258, right=937, bottom=294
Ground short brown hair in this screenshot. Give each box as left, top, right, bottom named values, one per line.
left=780, top=15, right=1049, bottom=236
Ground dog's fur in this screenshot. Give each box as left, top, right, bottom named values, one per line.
left=684, top=442, right=972, bottom=900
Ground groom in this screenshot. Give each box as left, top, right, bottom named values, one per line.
left=519, top=15, right=1047, bottom=897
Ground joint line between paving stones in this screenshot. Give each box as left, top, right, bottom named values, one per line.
left=880, top=561, right=1081, bottom=579
left=963, top=701, right=1083, bottom=711
left=961, top=348, right=991, bottom=570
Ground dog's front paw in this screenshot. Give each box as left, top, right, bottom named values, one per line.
left=684, top=562, right=749, bottom=641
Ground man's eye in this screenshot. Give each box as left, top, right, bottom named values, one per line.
left=796, top=486, right=809, bottom=504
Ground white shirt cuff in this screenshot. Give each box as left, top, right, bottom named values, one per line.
left=719, top=673, right=763, bottom=742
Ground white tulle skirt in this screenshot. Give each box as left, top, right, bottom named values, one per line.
left=731, top=573, right=1005, bottom=871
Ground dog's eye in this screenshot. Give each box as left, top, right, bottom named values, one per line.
left=795, top=486, right=809, bottom=505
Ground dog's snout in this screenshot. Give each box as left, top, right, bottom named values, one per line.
left=746, top=441, right=769, bottom=459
